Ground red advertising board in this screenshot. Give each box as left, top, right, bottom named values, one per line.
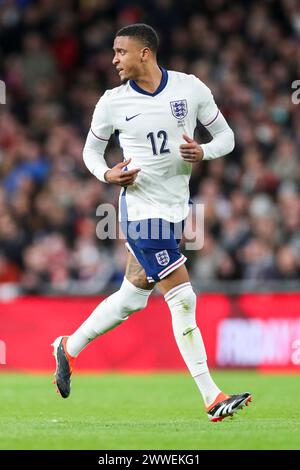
left=0, top=294, right=299, bottom=372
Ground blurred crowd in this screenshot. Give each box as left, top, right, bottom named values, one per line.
left=0, top=0, right=299, bottom=295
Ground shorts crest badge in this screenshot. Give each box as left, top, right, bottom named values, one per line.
left=155, top=250, right=170, bottom=267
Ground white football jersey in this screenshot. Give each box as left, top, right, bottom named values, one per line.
left=90, top=69, right=220, bottom=223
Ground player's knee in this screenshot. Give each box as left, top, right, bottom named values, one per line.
left=117, top=276, right=152, bottom=318
left=126, top=273, right=152, bottom=290
left=121, top=293, right=149, bottom=315
left=181, top=288, right=197, bottom=315
left=164, top=283, right=197, bottom=326
left=165, top=284, right=196, bottom=313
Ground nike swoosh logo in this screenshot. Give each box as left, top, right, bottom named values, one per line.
left=126, top=113, right=141, bottom=121
left=183, top=326, right=197, bottom=336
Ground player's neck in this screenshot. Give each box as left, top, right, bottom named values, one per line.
left=133, top=65, right=162, bottom=94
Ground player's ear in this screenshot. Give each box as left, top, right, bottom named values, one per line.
left=140, top=47, right=150, bottom=62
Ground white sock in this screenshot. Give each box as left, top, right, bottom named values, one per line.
left=165, top=282, right=221, bottom=406
left=193, top=371, right=221, bottom=407
left=67, top=277, right=153, bottom=357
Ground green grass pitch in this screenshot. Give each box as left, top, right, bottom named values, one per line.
left=0, top=371, right=299, bottom=450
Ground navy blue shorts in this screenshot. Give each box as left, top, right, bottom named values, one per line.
left=121, top=218, right=187, bottom=283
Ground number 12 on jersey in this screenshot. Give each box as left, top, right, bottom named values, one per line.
left=147, top=130, right=170, bottom=156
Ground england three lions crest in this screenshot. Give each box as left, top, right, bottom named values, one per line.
left=155, top=250, right=170, bottom=267
left=170, top=99, right=188, bottom=120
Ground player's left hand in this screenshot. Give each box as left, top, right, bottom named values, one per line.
left=179, top=134, right=204, bottom=162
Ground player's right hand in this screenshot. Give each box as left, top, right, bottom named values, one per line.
left=104, top=159, right=141, bottom=186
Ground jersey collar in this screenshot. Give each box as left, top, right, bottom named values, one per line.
left=129, top=68, right=168, bottom=97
